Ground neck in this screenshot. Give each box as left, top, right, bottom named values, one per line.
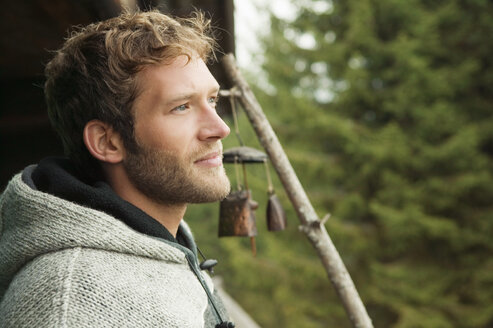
left=131, top=199, right=187, bottom=238
left=105, top=164, right=186, bottom=237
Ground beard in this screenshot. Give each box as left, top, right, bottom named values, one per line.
left=123, top=142, right=231, bottom=205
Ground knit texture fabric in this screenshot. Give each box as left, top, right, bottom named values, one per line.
left=0, top=172, right=227, bottom=327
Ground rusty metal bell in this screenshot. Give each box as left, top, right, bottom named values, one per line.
left=218, top=189, right=258, bottom=237
left=266, top=193, right=287, bottom=231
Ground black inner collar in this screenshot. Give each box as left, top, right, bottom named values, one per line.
left=24, top=156, right=179, bottom=243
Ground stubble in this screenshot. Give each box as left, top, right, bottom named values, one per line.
left=124, top=142, right=231, bottom=205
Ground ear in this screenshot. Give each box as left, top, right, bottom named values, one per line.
left=83, top=120, right=124, bottom=164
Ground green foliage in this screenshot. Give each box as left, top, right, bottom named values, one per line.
left=188, top=0, right=493, bottom=327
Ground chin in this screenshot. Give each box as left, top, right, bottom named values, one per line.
left=192, top=173, right=231, bottom=203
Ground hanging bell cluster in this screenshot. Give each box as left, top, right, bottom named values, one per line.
left=218, top=89, right=287, bottom=255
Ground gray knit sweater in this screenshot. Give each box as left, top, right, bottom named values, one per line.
left=0, top=171, right=229, bottom=327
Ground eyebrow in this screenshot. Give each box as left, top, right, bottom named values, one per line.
left=165, top=85, right=220, bottom=106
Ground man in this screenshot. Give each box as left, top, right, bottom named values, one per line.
left=0, top=10, right=235, bottom=328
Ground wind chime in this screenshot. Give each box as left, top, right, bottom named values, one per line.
left=218, top=89, right=287, bottom=255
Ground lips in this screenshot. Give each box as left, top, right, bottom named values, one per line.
left=194, top=151, right=223, bottom=167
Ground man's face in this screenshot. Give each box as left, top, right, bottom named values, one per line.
left=123, top=55, right=231, bottom=205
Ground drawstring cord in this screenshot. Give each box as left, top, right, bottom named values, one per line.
left=186, top=250, right=235, bottom=328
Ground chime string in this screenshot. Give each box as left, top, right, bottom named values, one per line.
left=242, top=163, right=249, bottom=190
left=234, top=155, right=241, bottom=191
left=264, top=159, right=274, bottom=195
left=229, top=87, right=244, bottom=147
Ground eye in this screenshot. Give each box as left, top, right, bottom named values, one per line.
left=172, top=103, right=189, bottom=112
left=208, top=95, right=220, bottom=107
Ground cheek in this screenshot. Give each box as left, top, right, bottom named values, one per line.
left=136, top=118, right=196, bottom=155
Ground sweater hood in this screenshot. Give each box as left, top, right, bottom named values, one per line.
left=0, top=159, right=196, bottom=297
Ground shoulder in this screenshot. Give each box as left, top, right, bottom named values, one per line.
left=0, top=248, right=81, bottom=327
left=1, top=247, right=209, bottom=327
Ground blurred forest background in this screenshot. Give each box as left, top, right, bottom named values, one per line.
left=186, top=0, right=493, bottom=327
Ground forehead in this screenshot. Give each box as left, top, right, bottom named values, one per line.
left=135, top=55, right=218, bottom=102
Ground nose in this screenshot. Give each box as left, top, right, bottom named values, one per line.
left=198, top=105, right=231, bottom=141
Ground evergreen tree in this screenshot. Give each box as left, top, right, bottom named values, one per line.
left=246, top=0, right=493, bottom=326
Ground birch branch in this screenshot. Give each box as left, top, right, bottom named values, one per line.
left=221, top=53, right=373, bottom=328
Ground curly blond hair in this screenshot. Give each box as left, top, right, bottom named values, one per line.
left=45, top=10, right=217, bottom=180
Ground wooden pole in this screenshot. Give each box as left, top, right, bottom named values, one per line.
left=221, top=53, right=373, bottom=328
